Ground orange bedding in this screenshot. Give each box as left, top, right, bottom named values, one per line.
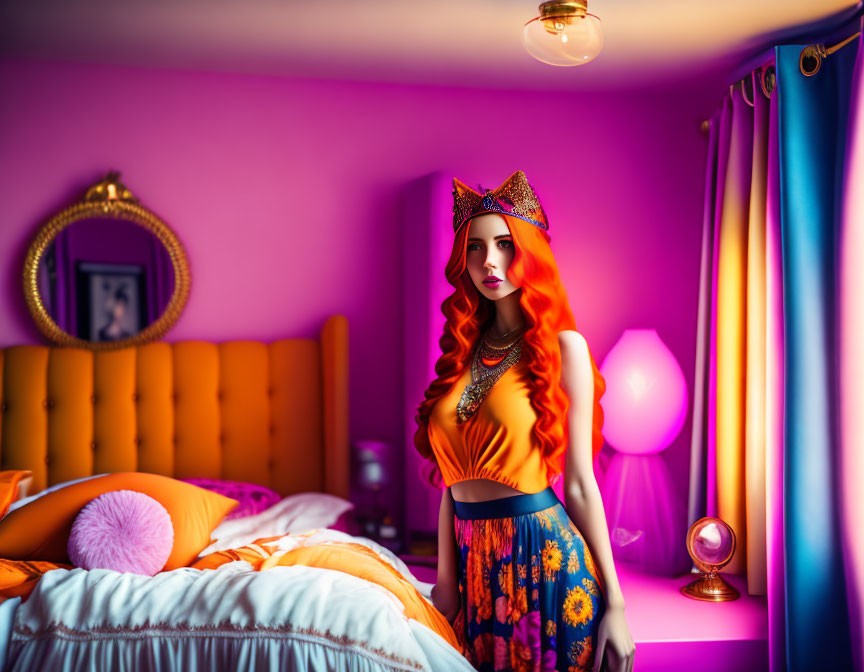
left=0, top=470, right=31, bottom=519
left=0, top=559, right=72, bottom=599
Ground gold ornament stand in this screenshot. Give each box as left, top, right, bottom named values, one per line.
left=681, top=571, right=740, bottom=602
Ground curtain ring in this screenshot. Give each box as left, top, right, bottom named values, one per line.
left=800, top=45, right=827, bottom=77
left=741, top=76, right=755, bottom=107
left=760, top=64, right=776, bottom=97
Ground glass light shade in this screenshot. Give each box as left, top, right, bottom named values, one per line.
left=599, top=329, right=688, bottom=455
left=522, top=11, right=603, bottom=66
left=354, top=439, right=389, bottom=489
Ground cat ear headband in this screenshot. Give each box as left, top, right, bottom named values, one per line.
left=452, top=170, right=548, bottom=234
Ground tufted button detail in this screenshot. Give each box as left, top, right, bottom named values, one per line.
left=0, top=402, right=6, bottom=412
left=132, top=393, right=139, bottom=402
left=44, top=455, right=51, bottom=465
left=267, top=458, right=276, bottom=470
left=266, top=388, right=274, bottom=397
left=90, top=395, right=97, bottom=404
left=90, top=440, right=97, bottom=450
left=46, top=399, right=55, bottom=409
left=42, top=399, right=48, bottom=409
left=135, top=437, right=142, bottom=446
left=269, top=425, right=276, bottom=436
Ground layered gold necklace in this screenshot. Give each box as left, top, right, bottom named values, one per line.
left=456, top=325, right=525, bottom=423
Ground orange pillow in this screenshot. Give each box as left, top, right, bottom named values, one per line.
left=0, top=470, right=33, bottom=518
left=0, top=472, right=237, bottom=570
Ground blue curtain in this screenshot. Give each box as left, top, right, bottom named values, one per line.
left=776, top=38, right=858, bottom=671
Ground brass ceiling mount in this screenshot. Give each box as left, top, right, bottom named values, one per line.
left=539, top=0, right=588, bottom=30
left=539, top=0, right=588, bottom=18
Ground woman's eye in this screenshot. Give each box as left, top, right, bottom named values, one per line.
left=467, top=243, right=481, bottom=251
left=498, top=240, right=513, bottom=249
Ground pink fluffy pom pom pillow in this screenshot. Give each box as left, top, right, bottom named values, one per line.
left=68, top=490, right=174, bottom=576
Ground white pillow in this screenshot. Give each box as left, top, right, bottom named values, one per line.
left=5, top=474, right=107, bottom=517
left=200, top=492, right=355, bottom=556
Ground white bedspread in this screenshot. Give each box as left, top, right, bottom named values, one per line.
left=3, top=536, right=471, bottom=672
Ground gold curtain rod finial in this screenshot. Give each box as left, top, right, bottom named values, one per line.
left=700, top=119, right=711, bottom=135
left=800, top=30, right=861, bottom=77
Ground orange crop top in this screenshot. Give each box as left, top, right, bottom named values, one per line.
left=427, top=357, right=550, bottom=494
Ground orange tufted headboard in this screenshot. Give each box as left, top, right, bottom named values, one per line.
left=0, top=315, right=349, bottom=498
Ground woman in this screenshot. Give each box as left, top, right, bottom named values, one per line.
left=97, top=282, right=133, bottom=342
left=414, top=171, right=635, bottom=672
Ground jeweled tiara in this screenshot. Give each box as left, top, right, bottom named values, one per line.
left=452, top=170, right=548, bottom=234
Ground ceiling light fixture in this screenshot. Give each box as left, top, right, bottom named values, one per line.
left=522, top=1, right=603, bottom=67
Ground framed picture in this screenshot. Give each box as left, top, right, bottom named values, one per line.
left=76, top=262, right=146, bottom=342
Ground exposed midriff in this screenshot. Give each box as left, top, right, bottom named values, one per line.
left=427, top=358, right=549, bottom=494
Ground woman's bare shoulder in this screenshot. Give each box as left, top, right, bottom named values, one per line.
left=557, top=329, right=588, bottom=352
left=557, top=330, right=591, bottom=379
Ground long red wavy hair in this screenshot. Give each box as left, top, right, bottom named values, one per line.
left=413, top=213, right=606, bottom=487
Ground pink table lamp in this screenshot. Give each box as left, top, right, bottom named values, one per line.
left=599, top=329, right=690, bottom=575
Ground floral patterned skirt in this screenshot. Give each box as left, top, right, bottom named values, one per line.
left=452, top=487, right=606, bottom=672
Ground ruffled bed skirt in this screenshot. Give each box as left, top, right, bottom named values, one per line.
left=9, top=622, right=442, bottom=672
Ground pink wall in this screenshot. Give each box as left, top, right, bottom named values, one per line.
left=0, top=59, right=715, bottom=526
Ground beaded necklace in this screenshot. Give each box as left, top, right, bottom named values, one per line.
left=456, top=332, right=523, bottom=423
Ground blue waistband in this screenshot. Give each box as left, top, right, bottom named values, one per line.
left=452, top=487, right=561, bottom=520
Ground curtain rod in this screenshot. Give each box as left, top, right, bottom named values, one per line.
left=724, top=2, right=863, bottom=84
left=700, top=25, right=862, bottom=133
left=827, top=30, right=862, bottom=54
left=795, top=28, right=862, bottom=77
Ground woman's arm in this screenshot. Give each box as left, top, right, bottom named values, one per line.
left=559, top=331, right=635, bottom=672
left=431, top=486, right=460, bottom=622
left=436, top=486, right=457, bottom=585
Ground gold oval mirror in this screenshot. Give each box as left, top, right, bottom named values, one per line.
left=22, top=172, right=190, bottom=350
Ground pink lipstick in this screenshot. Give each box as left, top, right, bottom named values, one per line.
left=483, top=276, right=503, bottom=289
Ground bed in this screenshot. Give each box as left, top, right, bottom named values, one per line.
left=0, top=315, right=469, bottom=672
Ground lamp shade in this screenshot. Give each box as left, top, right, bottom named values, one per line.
left=354, top=439, right=389, bottom=489
left=599, top=329, right=688, bottom=455
left=522, top=2, right=603, bottom=67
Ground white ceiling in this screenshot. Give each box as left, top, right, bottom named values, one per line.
left=0, top=0, right=859, bottom=90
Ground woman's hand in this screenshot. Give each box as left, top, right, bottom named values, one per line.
left=431, top=580, right=461, bottom=624
left=593, top=604, right=635, bottom=672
